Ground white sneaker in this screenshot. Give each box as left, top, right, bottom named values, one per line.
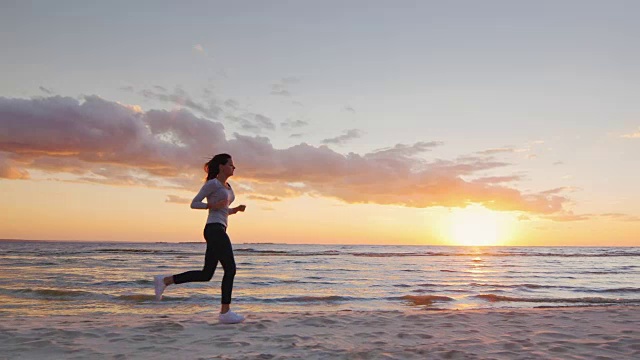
left=218, top=310, right=245, bottom=324
left=154, top=275, right=167, bottom=301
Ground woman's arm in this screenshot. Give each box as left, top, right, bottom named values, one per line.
left=190, top=181, right=226, bottom=210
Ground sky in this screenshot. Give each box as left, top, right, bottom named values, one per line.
left=1, top=1, right=638, bottom=246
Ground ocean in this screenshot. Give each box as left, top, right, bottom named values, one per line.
left=0, top=240, right=638, bottom=318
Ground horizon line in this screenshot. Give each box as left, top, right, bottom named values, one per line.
left=0, top=238, right=637, bottom=248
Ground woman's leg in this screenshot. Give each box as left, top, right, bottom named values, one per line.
left=215, top=231, right=236, bottom=313
left=172, top=225, right=220, bottom=284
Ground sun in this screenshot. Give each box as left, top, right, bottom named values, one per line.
left=447, top=205, right=507, bottom=246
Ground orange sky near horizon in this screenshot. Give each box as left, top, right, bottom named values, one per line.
left=1, top=179, right=638, bottom=246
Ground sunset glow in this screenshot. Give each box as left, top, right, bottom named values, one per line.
left=446, top=206, right=513, bottom=246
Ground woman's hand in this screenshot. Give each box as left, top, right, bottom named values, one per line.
left=230, top=205, right=246, bottom=215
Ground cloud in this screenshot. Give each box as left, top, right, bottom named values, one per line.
left=254, top=114, right=276, bottom=130
left=270, top=84, right=291, bottom=96
left=270, top=77, right=300, bottom=96
left=225, top=113, right=275, bottom=133
left=140, top=87, right=222, bottom=119
left=224, top=99, right=240, bottom=110
left=290, top=133, right=304, bottom=138
left=477, top=147, right=528, bottom=155
left=621, top=127, right=640, bottom=139
left=281, top=76, right=300, bottom=84
left=119, top=102, right=143, bottom=114
left=543, top=212, right=592, bottom=222
left=0, top=95, right=574, bottom=216
left=472, top=175, right=522, bottom=184
left=137, top=85, right=276, bottom=134
left=165, top=195, right=191, bottom=204
left=0, top=153, right=30, bottom=179
left=538, top=209, right=639, bottom=223
left=321, top=129, right=364, bottom=145
left=368, top=141, right=442, bottom=159
left=0, top=95, right=224, bottom=185
left=600, top=213, right=640, bottom=222
left=280, top=119, right=308, bottom=130
left=477, top=148, right=512, bottom=155
left=193, top=44, right=205, bottom=53
left=247, top=195, right=281, bottom=202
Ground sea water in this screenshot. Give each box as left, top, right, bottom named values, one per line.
left=0, top=240, right=638, bottom=317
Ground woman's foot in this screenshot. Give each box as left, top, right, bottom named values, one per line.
left=153, top=275, right=168, bottom=301
left=218, top=310, right=245, bottom=324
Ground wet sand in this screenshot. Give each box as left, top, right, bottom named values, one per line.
left=1, top=306, right=638, bottom=359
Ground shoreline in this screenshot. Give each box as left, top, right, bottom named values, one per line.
left=2, top=306, right=638, bottom=359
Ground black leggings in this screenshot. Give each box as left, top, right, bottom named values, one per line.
left=173, top=223, right=236, bottom=304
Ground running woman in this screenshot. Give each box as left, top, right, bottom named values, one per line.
left=154, top=153, right=246, bottom=324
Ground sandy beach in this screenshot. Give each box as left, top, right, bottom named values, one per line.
left=1, top=306, right=637, bottom=359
